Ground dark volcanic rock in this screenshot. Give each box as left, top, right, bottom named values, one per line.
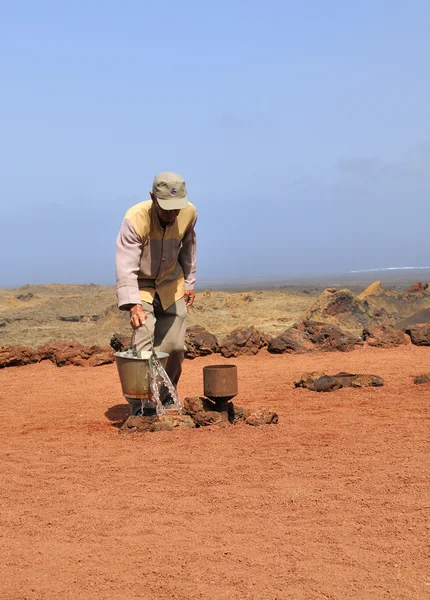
left=295, top=371, right=384, bottom=392
left=118, top=397, right=279, bottom=433
left=58, top=315, right=99, bottom=323
left=323, top=290, right=362, bottom=316
left=219, top=327, right=268, bottom=358
left=59, top=316, right=82, bottom=323
left=38, top=342, right=114, bottom=367
left=414, top=374, right=430, bottom=384
left=185, top=325, right=218, bottom=359
left=183, top=396, right=279, bottom=428
left=110, top=332, right=131, bottom=352
left=268, top=321, right=362, bottom=354
left=407, top=282, right=429, bottom=294
left=306, top=288, right=392, bottom=332
left=39, top=342, right=91, bottom=366
left=229, top=403, right=248, bottom=424
left=301, top=320, right=362, bottom=352
left=0, top=343, right=114, bottom=368
left=267, top=327, right=314, bottom=354
left=404, top=324, right=430, bottom=346
left=230, top=404, right=278, bottom=426
left=363, top=325, right=408, bottom=348
left=16, top=292, right=34, bottom=301
left=87, top=347, right=115, bottom=366
left=183, top=396, right=231, bottom=427
left=0, top=346, right=40, bottom=368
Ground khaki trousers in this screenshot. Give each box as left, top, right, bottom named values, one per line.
left=126, top=295, right=187, bottom=415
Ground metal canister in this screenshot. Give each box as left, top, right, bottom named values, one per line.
left=203, top=364, right=238, bottom=402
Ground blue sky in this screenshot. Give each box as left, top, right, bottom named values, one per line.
left=1, top=0, right=429, bottom=286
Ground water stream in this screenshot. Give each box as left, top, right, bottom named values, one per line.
left=148, top=353, right=183, bottom=416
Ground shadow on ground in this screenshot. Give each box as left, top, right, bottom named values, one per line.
left=105, top=404, right=129, bottom=427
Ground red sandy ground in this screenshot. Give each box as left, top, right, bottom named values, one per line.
left=0, top=345, right=429, bottom=600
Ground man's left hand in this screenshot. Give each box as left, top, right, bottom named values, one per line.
left=184, top=290, right=195, bottom=308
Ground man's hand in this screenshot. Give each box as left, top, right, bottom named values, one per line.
left=184, top=290, right=195, bottom=308
left=129, top=304, right=147, bottom=329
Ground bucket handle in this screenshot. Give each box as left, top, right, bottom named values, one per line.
left=130, top=329, right=137, bottom=356
left=129, top=324, right=157, bottom=358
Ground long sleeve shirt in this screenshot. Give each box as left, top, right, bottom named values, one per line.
left=115, top=200, right=197, bottom=310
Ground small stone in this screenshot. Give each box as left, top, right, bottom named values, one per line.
left=119, top=414, right=195, bottom=433
left=245, top=410, right=278, bottom=426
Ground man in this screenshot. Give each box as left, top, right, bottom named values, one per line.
left=115, top=171, right=197, bottom=415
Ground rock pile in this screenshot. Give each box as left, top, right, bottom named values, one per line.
left=120, top=414, right=195, bottom=433
left=0, top=342, right=114, bottom=368
left=1, top=281, right=429, bottom=368
left=119, top=396, right=278, bottom=433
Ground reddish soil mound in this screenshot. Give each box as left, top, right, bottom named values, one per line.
left=0, top=347, right=429, bottom=599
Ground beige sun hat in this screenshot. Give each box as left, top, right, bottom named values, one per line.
left=152, top=171, right=189, bottom=210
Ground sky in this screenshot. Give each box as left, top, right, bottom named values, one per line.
left=1, top=0, right=429, bottom=287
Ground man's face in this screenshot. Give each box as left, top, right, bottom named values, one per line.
left=150, top=192, right=180, bottom=224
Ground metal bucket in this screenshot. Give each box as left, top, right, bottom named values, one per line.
left=114, top=350, right=169, bottom=399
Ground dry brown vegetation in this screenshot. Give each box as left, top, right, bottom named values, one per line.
left=1, top=277, right=429, bottom=349
left=0, top=284, right=318, bottom=347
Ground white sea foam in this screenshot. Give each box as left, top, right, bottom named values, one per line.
left=349, top=266, right=430, bottom=274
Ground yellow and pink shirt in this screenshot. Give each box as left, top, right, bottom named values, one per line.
left=115, top=200, right=197, bottom=310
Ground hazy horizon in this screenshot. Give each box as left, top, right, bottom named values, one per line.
left=1, top=1, right=429, bottom=287
left=2, top=266, right=430, bottom=291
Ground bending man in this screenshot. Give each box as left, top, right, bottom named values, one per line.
left=115, top=171, right=197, bottom=415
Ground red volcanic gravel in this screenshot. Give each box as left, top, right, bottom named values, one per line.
left=0, top=345, right=429, bottom=599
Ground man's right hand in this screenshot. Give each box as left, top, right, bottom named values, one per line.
left=129, top=304, right=147, bottom=330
